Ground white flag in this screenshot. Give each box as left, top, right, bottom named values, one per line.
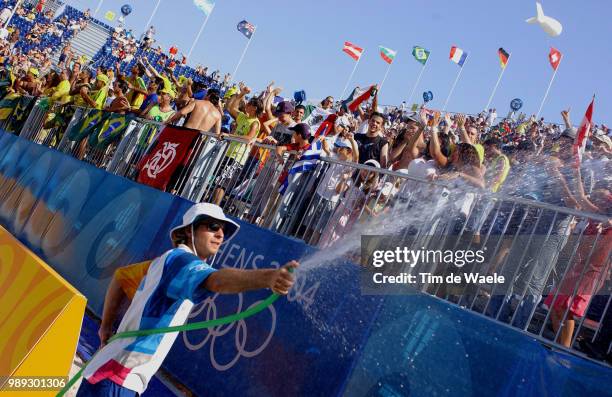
left=193, top=0, right=215, bottom=16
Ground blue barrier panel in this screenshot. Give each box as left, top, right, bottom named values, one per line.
left=0, top=130, right=610, bottom=397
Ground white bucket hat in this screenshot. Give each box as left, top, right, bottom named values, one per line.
left=593, top=133, right=612, bottom=150
left=169, top=203, right=240, bottom=246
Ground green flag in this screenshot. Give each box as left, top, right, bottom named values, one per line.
left=412, top=46, right=430, bottom=65
left=0, top=93, right=21, bottom=120
left=88, top=113, right=135, bottom=149
left=67, top=109, right=108, bottom=142
left=136, top=123, right=161, bottom=150
left=6, top=96, right=36, bottom=133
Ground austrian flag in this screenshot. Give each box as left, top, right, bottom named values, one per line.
left=343, top=42, right=363, bottom=61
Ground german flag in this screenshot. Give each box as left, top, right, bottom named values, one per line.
left=498, top=48, right=510, bottom=68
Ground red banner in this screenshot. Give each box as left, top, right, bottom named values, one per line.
left=137, top=126, right=200, bottom=190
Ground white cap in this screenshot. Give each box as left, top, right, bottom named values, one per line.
left=381, top=181, right=399, bottom=196
left=169, top=203, right=240, bottom=245
left=335, top=115, right=351, bottom=129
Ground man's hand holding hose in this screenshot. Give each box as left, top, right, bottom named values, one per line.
left=269, top=261, right=299, bottom=295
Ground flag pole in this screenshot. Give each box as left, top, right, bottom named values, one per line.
left=407, top=59, right=429, bottom=105
left=142, top=0, right=162, bottom=35
left=443, top=57, right=468, bottom=111
left=339, top=55, right=362, bottom=100
left=187, top=4, right=215, bottom=60
left=536, top=55, right=562, bottom=119
left=93, top=0, right=104, bottom=18
left=484, top=52, right=510, bottom=111
left=3, top=0, right=23, bottom=29
left=231, top=26, right=256, bottom=83
left=379, top=60, right=394, bottom=91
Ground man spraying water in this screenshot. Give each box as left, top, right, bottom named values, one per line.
left=76, top=203, right=298, bottom=397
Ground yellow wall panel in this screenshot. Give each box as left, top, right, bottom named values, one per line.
left=0, top=226, right=86, bottom=394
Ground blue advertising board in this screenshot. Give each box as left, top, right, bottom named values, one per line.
left=0, top=130, right=610, bottom=397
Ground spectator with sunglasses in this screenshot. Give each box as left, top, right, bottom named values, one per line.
left=80, top=203, right=297, bottom=397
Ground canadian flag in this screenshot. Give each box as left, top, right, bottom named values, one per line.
left=343, top=41, right=363, bottom=61
left=548, top=47, right=562, bottom=71
left=573, top=96, right=595, bottom=166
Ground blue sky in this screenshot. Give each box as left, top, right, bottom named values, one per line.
left=68, top=0, right=611, bottom=124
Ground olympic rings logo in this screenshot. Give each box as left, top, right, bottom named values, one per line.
left=182, top=271, right=319, bottom=371
left=182, top=291, right=276, bottom=371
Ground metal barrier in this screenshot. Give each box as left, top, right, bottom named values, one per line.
left=3, top=94, right=611, bottom=366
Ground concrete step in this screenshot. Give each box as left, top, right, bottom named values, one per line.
left=52, top=20, right=111, bottom=67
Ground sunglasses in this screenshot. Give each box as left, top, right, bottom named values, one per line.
left=195, top=219, right=226, bottom=233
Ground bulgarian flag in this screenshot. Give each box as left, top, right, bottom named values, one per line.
left=379, top=46, right=397, bottom=64
left=573, top=96, right=595, bottom=166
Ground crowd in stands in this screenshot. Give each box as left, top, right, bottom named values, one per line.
left=0, top=0, right=611, bottom=364
left=95, top=20, right=231, bottom=90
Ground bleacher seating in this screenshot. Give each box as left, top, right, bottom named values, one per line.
left=2, top=0, right=225, bottom=90
left=6, top=2, right=82, bottom=55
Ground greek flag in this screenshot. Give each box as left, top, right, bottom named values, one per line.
left=279, top=140, right=323, bottom=195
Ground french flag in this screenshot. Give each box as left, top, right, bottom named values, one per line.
left=449, top=46, right=468, bottom=66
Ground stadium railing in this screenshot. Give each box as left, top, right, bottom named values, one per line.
left=3, top=94, right=611, bottom=367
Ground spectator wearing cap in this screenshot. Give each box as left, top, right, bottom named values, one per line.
left=275, top=123, right=313, bottom=158
left=389, top=111, right=426, bottom=170
left=170, top=74, right=193, bottom=110
left=212, top=84, right=262, bottom=206
left=321, top=115, right=351, bottom=157
left=268, top=123, right=325, bottom=232
left=593, top=133, right=612, bottom=157
left=145, top=87, right=176, bottom=122
left=81, top=73, right=110, bottom=110
left=78, top=203, right=297, bottom=396
left=305, top=137, right=357, bottom=244
left=319, top=159, right=381, bottom=247
left=242, top=97, right=297, bottom=223
left=46, top=68, right=71, bottom=104
left=262, top=100, right=296, bottom=145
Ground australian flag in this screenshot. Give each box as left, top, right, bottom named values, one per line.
left=237, top=20, right=255, bottom=39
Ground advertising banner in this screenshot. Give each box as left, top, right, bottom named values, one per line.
left=0, top=131, right=610, bottom=397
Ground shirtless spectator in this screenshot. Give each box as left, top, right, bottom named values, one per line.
left=105, top=80, right=131, bottom=114
left=15, top=68, right=43, bottom=96
left=58, top=44, right=72, bottom=69
left=166, top=88, right=222, bottom=136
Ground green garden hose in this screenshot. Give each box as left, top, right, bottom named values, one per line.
left=57, top=292, right=282, bottom=396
